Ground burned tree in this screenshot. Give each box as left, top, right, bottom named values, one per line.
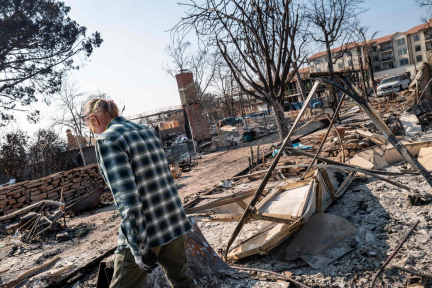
left=416, top=0, right=432, bottom=21
left=353, top=27, right=379, bottom=97
left=306, top=0, right=365, bottom=104
left=0, top=0, right=102, bottom=124
left=51, top=77, right=88, bottom=140
left=173, top=0, right=307, bottom=140
left=211, top=58, right=236, bottom=117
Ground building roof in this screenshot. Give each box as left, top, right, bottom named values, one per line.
left=405, top=22, right=431, bottom=35
left=308, top=43, right=360, bottom=60
left=371, top=33, right=396, bottom=44
left=308, top=20, right=432, bottom=62
left=297, top=67, right=310, bottom=74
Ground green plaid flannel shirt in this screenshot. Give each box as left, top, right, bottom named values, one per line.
left=95, top=117, right=191, bottom=256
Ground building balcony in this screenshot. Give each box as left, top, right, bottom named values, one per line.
left=425, top=33, right=432, bottom=41
left=379, top=45, right=393, bottom=53
left=426, top=45, right=432, bottom=51
left=381, top=55, right=394, bottom=63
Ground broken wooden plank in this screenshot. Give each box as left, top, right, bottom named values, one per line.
left=185, top=190, right=256, bottom=214
left=418, top=146, right=432, bottom=170
left=0, top=201, right=64, bottom=223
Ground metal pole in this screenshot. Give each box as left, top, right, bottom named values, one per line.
left=301, top=94, right=346, bottom=179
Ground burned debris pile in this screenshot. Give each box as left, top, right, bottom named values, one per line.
left=183, top=71, right=432, bottom=287
left=3, top=69, right=432, bottom=287
left=0, top=165, right=114, bottom=288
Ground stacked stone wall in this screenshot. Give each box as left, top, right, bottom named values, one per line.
left=0, top=163, right=104, bottom=216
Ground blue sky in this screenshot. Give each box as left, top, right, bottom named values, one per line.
left=13, top=0, right=426, bottom=134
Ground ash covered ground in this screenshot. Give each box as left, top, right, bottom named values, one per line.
left=195, top=166, right=432, bottom=288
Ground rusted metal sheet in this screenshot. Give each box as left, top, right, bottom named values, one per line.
left=68, top=187, right=104, bottom=214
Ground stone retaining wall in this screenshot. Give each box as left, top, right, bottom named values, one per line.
left=0, top=163, right=104, bottom=217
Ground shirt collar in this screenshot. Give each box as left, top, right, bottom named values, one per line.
left=106, top=116, right=126, bottom=130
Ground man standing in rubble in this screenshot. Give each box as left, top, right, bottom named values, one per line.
left=82, top=99, right=195, bottom=288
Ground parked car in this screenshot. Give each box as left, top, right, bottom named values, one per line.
left=218, top=117, right=242, bottom=127
left=377, top=75, right=410, bottom=97
left=255, top=111, right=270, bottom=117
left=245, top=112, right=258, bottom=119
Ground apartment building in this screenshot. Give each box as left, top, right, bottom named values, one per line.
left=309, top=43, right=364, bottom=74
left=309, top=21, right=432, bottom=79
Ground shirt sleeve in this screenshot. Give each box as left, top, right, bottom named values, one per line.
left=95, top=138, right=148, bottom=256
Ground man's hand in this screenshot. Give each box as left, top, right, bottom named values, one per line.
left=134, top=249, right=159, bottom=272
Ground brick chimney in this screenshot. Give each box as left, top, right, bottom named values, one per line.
left=175, top=72, right=211, bottom=143
left=66, top=129, right=78, bottom=151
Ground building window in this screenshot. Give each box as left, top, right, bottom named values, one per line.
left=416, top=55, right=423, bottom=62
left=414, top=34, right=420, bottom=41
left=372, top=46, right=377, bottom=52
left=338, top=62, right=343, bottom=69
left=398, top=48, right=407, bottom=56
left=415, top=45, right=421, bottom=52
left=397, top=38, right=406, bottom=46
left=315, top=60, right=321, bottom=65
left=375, top=65, right=380, bottom=71
left=389, top=63, right=394, bottom=69
left=316, top=68, right=321, bottom=72
left=400, top=58, right=409, bottom=66
left=373, top=55, right=379, bottom=62
left=347, top=60, right=352, bottom=66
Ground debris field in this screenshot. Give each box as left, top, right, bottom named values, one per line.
left=1, top=68, right=432, bottom=288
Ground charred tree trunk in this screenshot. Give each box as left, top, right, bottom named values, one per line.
left=358, top=52, right=368, bottom=99
left=368, top=54, right=377, bottom=95
left=269, top=98, right=291, bottom=144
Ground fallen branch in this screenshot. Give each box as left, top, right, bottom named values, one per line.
left=0, top=201, right=64, bottom=223
left=370, top=220, right=420, bottom=287
left=231, top=266, right=311, bottom=288
left=388, top=265, right=432, bottom=279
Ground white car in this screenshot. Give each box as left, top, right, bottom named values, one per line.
left=377, top=75, right=410, bottom=96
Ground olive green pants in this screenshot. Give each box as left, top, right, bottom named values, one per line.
left=109, top=235, right=195, bottom=288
